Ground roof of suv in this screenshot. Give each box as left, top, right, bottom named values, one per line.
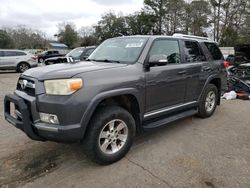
left=114, top=34, right=215, bottom=43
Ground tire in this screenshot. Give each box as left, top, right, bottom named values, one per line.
left=197, top=84, right=218, bottom=118
left=83, top=106, right=136, bottom=165
left=39, top=58, right=44, bottom=63
left=16, top=62, right=30, bottom=73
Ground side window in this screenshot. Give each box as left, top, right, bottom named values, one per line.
left=0, top=51, right=4, bottom=57
left=204, top=42, right=223, bottom=60
left=84, top=48, right=95, bottom=56
left=4, top=51, right=18, bottom=57
left=184, top=41, right=206, bottom=62
left=15, top=52, right=26, bottom=56
left=149, top=40, right=181, bottom=64
left=47, top=51, right=52, bottom=55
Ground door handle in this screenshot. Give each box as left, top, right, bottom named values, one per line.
left=178, top=70, right=187, bottom=75
left=202, top=66, right=212, bottom=72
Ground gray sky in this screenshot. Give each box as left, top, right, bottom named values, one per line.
left=0, top=0, right=144, bottom=38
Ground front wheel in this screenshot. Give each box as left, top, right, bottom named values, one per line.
left=197, top=84, right=218, bottom=118
left=83, top=106, right=136, bottom=165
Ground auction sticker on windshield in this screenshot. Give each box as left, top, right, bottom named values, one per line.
left=126, top=42, right=144, bottom=48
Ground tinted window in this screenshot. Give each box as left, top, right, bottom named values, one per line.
left=84, top=48, right=95, bottom=56
left=205, top=42, right=223, bottom=60
left=4, top=51, right=19, bottom=57
left=0, top=51, right=4, bottom=57
left=184, top=41, right=206, bottom=62
left=47, top=51, right=52, bottom=55
left=15, top=52, right=26, bottom=56
left=149, top=39, right=181, bottom=64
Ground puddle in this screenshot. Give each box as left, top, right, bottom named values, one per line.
left=0, top=148, right=63, bottom=188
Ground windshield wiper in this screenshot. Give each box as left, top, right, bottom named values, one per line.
left=102, top=59, right=120, bottom=64
left=87, top=59, right=120, bottom=63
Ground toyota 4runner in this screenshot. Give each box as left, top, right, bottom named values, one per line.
left=4, top=34, right=228, bottom=164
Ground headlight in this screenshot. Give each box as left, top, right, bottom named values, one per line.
left=44, top=78, right=83, bottom=95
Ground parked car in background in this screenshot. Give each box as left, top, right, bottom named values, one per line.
left=37, top=50, right=64, bottom=63
left=24, top=49, right=44, bottom=56
left=0, top=50, right=37, bottom=72
left=44, top=46, right=96, bottom=65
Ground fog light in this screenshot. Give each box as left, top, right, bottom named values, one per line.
left=39, top=113, right=59, bottom=125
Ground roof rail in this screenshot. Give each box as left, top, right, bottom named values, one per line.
left=172, top=33, right=210, bottom=41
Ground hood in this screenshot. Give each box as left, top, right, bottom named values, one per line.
left=23, top=61, right=128, bottom=81
left=45, top=56, right=66, bottom=61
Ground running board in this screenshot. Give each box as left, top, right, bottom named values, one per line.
left=143, top=109, right=198, bottom=130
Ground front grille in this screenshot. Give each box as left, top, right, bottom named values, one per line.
left=17, top=78, right=36, bottom=96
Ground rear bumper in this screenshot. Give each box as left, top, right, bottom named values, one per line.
left=4, top=94, right=83, bottom=143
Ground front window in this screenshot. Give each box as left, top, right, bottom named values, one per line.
left=88, top=37, right=148, bottom=64
left=149, top=39, right=181, bottom=64
left=66, top=48, right=84, bottom=58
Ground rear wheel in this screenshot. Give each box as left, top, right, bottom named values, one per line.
left=39, top=58, right=44, bottom=63
left=197, top=84, right=218, bottom=118
left=83, top=106, right=136, bottom=165
left=16, top=62, right=30, bottom=73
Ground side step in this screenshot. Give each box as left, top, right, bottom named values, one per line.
left=143, top=109, right=198, bottom=130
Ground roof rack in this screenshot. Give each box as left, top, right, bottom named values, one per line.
left=172, top=33, right=210, bottom=41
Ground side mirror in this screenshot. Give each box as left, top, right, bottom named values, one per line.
left=148, top=54, right=168, bottom=66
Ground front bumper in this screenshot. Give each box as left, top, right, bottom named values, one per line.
left=4, top=93, right=83, bottom=143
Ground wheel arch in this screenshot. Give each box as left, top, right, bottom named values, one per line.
left=16, top=61, right=30, bottom=72
left=199, top=75, right=221, bottom=105
left=80, top=88, right=143, bottom=138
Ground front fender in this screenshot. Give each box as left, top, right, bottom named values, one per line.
left=79, top=88, right=142, bottom=138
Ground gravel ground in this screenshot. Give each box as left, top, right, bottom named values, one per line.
left=0, top=71, right=249, bottom=188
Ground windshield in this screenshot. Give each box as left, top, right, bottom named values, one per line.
left=66, top=48, right=84, bottom=58
left=88, top=37, right=148, bottom=64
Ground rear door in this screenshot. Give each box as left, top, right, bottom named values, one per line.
left=204, top=42, right=227, bottom=91
left=180, top=40, right=208, bottom=102
left=145, top=38, right=188, bottom=113
left=1, top=51, right=19, bottom=67
left=0, top=51, right=4, bottom=67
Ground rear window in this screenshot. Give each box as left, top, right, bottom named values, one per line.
left=15, top=52, right=26, bottom=56
left=205, top=42, right=223, bottom=60
left=184, top=41, right=206, bottom=62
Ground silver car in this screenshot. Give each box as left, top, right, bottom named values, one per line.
left=0, top=50, right=38, bottom=73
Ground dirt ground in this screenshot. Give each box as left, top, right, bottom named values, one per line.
left=0, top=71, right=249, bottom=188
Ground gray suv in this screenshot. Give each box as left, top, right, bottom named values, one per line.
left=0, top=50, right=37, bottom=72
left=4, top=34, right=228, bottom=164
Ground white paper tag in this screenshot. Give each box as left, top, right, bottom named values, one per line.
left=126, top=42, right=143, bottom=48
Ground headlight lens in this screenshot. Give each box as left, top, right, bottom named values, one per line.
left=44, top=78, right=83, bottom=95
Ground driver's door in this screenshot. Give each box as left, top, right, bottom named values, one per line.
left=145, top=39, right=188, bottom=113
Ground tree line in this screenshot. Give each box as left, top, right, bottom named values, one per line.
left=0, top=0, right=249, bottom=49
